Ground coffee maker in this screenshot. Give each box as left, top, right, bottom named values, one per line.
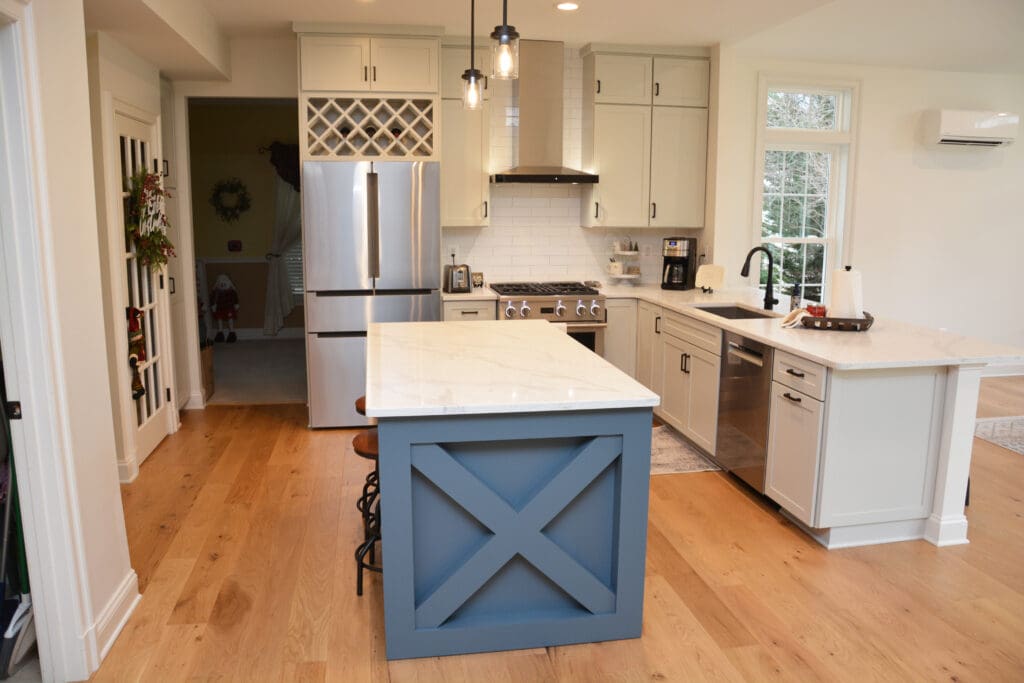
left=661, top=237, right=698, bottom=290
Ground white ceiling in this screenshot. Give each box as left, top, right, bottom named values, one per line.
left=198, top=0, right=833, bottom=46
left=732, top=0, right=1024, bottom=73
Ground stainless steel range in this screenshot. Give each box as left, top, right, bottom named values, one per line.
left=490, top=282, right=606, bottom=354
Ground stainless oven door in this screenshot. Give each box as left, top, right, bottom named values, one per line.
left=565, top=323, right=606, bottom=356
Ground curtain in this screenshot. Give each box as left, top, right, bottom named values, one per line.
left=263, top=176, right=302, bottom=335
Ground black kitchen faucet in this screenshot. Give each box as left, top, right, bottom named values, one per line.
left=740, top=246, right=780, bottom=311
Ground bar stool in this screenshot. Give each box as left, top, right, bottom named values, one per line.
left=353, top=398, right=382, bottom=596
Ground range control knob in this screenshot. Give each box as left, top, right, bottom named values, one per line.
left=554, top=300, right=566, bottom=317
left=575, top=299, right=587, bottom=317
left=520, top=301, right=532, bottom=318
left=590, top=301, right=602, bottom=317
left=504, top=302, right=516, bottom=319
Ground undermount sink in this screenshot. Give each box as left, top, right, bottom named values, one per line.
left=696, top=305, right=776, bottom=320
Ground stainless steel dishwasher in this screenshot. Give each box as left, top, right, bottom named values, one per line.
left=715, top=332, right=774, bottom=492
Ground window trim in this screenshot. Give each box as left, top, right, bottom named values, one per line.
left=750, top=75, right=861, bottom=300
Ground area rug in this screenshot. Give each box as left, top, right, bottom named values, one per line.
left=650, top=425, right=720, bottom=475
left=975, top=416, right=1024, bottom=456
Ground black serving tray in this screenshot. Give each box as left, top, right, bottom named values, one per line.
left=801, top=311, right=874, bottom=332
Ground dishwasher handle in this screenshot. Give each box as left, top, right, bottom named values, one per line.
left=727, top=342, right=764, bottom=367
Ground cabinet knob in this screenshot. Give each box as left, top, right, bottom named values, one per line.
left=596, top=79, right=601, bottom=94
left=651, top=202, right=657, bottom=220
left=655, top=82, right=660, bottom=97
left=483, top=200, right=488, bottom=218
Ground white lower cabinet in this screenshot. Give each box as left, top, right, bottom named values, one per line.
left=766, top=382, right=824, bottom=526
left=660, top=331, right=721, bottom=454
left=635, top=301, right=663, bottom=395
left=603, top=298, right=637, bottom=377
left=442, top=300, right=496, bottom=321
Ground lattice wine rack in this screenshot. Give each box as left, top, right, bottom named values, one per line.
left=304, top=96, right=436, bottom=159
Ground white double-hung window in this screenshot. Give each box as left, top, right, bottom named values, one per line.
left=753, top=78, right=858, bottom=304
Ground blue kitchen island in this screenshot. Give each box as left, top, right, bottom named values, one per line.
left=365, top=320, right=660, bottom=660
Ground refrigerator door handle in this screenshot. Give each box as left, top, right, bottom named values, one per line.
left=366, top=171, right=381, bottom=280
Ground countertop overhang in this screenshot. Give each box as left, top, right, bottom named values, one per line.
left=365, top=320, right=660, bottom=418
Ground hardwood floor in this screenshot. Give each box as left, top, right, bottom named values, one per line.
left=93, top=379, right=1024, bottom=682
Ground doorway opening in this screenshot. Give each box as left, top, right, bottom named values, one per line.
left=187, top=98, right=306, bottom=405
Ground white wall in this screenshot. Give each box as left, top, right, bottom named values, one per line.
left=710, top=50, right=1024, bottom=346
left=18, top=0, right=136, bottom=669
left=446, top=47, right=706, bottom=285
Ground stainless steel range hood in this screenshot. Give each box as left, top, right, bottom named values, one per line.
left=490, top=40, right=598, bottom=184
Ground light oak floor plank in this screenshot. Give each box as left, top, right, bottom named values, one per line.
left=94, top=378, right=1024, bottom=681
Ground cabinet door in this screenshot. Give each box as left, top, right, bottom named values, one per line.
left=683, top=343, right=720, bottom=454
left=603, top=299, right=637, bottom=377
left=441, top=47, right=490, bottom=100
left=441, top=99, right=490, bottom=227
left=636, top=301, right=662, bottom=393
left=589, top=105, right=651, bottom=228
left=370, top=37, right=439, bottom=93
left=301, top=36, right=371, bottom=91
left=593, top=55, right=652, bottom=105
left=766, top=383, right=824, bottom=526
left=652, top=58, right=709, bottom=107
left=650, top=107, right=707, bottom=228
left=659, top=334, right=690, bottom=432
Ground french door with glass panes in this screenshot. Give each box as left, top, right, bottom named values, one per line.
left=114, top=110, right=175, bottom=465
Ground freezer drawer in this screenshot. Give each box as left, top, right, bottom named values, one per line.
left=305, top=291, right=440, bottom=333
left=307, top=333, right=369, bottom=428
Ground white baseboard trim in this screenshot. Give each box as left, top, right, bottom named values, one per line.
left=782, top=512, right=941, bottom=549
left=85, top=570, right=140, bottom=670
left=982, top=363, right=1024, bottom=378
left=185, top=390, right=205, bottom=410
left=924, top=513, right=970, bottom=547
left=116, top=457, right=139, bottom=484
left=207, top=326, right=304, bottom=341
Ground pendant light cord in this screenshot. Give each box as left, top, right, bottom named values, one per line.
left=502, top=0, right=507, bottom=27
left=470, top=0, right=475, bottom=69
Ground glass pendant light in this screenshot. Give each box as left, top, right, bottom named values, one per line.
left=462, top=0, right=484, bottom=110
left=489, top=0, right=520, bottom=80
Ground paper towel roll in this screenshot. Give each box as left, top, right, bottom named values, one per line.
left=828, top=266, right=864, bottom=319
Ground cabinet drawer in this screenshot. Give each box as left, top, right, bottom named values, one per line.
left=774, top=350, right=827, bottom=401
left=443, top=300, right=496, bottom=321
left=661, top=310, right=721, bottom=356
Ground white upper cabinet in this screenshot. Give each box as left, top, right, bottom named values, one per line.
left=370, top=38, right=439, bottom=93
left=591, top=55, right=652, bottom=105
left=301, top=36, right=371, bottom=91
left=299, top=35, right=438, bottom=93
left=581, top=46, right=709, bottom=229
left=441, top=46, right=490, bottom=100
left=585, top=104, right=651, bottom=228
left=441, top=99, right=489, bottom=227
left=650, top=107, right=707, bottom=228
left=652, top=57, right=709, bottom=107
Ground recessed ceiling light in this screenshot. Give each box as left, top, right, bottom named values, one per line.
left=555, top=2, right=580, bottom=11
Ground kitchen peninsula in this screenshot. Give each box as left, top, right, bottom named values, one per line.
left=364, top=320, right=659, bottom=660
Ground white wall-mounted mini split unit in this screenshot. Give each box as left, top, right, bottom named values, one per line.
left=925, top=109, right=1019, bottom=147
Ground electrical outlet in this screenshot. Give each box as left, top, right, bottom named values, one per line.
left=447, top=245, right=459, bottom=260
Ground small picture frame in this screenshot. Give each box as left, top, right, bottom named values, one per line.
left=471, top=272, right=484, bottom=289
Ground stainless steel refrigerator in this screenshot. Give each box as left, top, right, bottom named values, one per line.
left=303, top=161, right=440, bottom=428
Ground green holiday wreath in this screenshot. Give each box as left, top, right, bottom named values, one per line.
left=126, top=171, right=176, bottom=268
left=209, top=177, right=252, bottom=223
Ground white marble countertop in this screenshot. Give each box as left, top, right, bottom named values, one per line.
left=599, top=283, right=1024, bottom=370
left=365, top=320, right=660, bottom=417
left=440, top=286, right=499, bottom=302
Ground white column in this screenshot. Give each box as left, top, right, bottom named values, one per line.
left=924, top=364, right=983, bottom=546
